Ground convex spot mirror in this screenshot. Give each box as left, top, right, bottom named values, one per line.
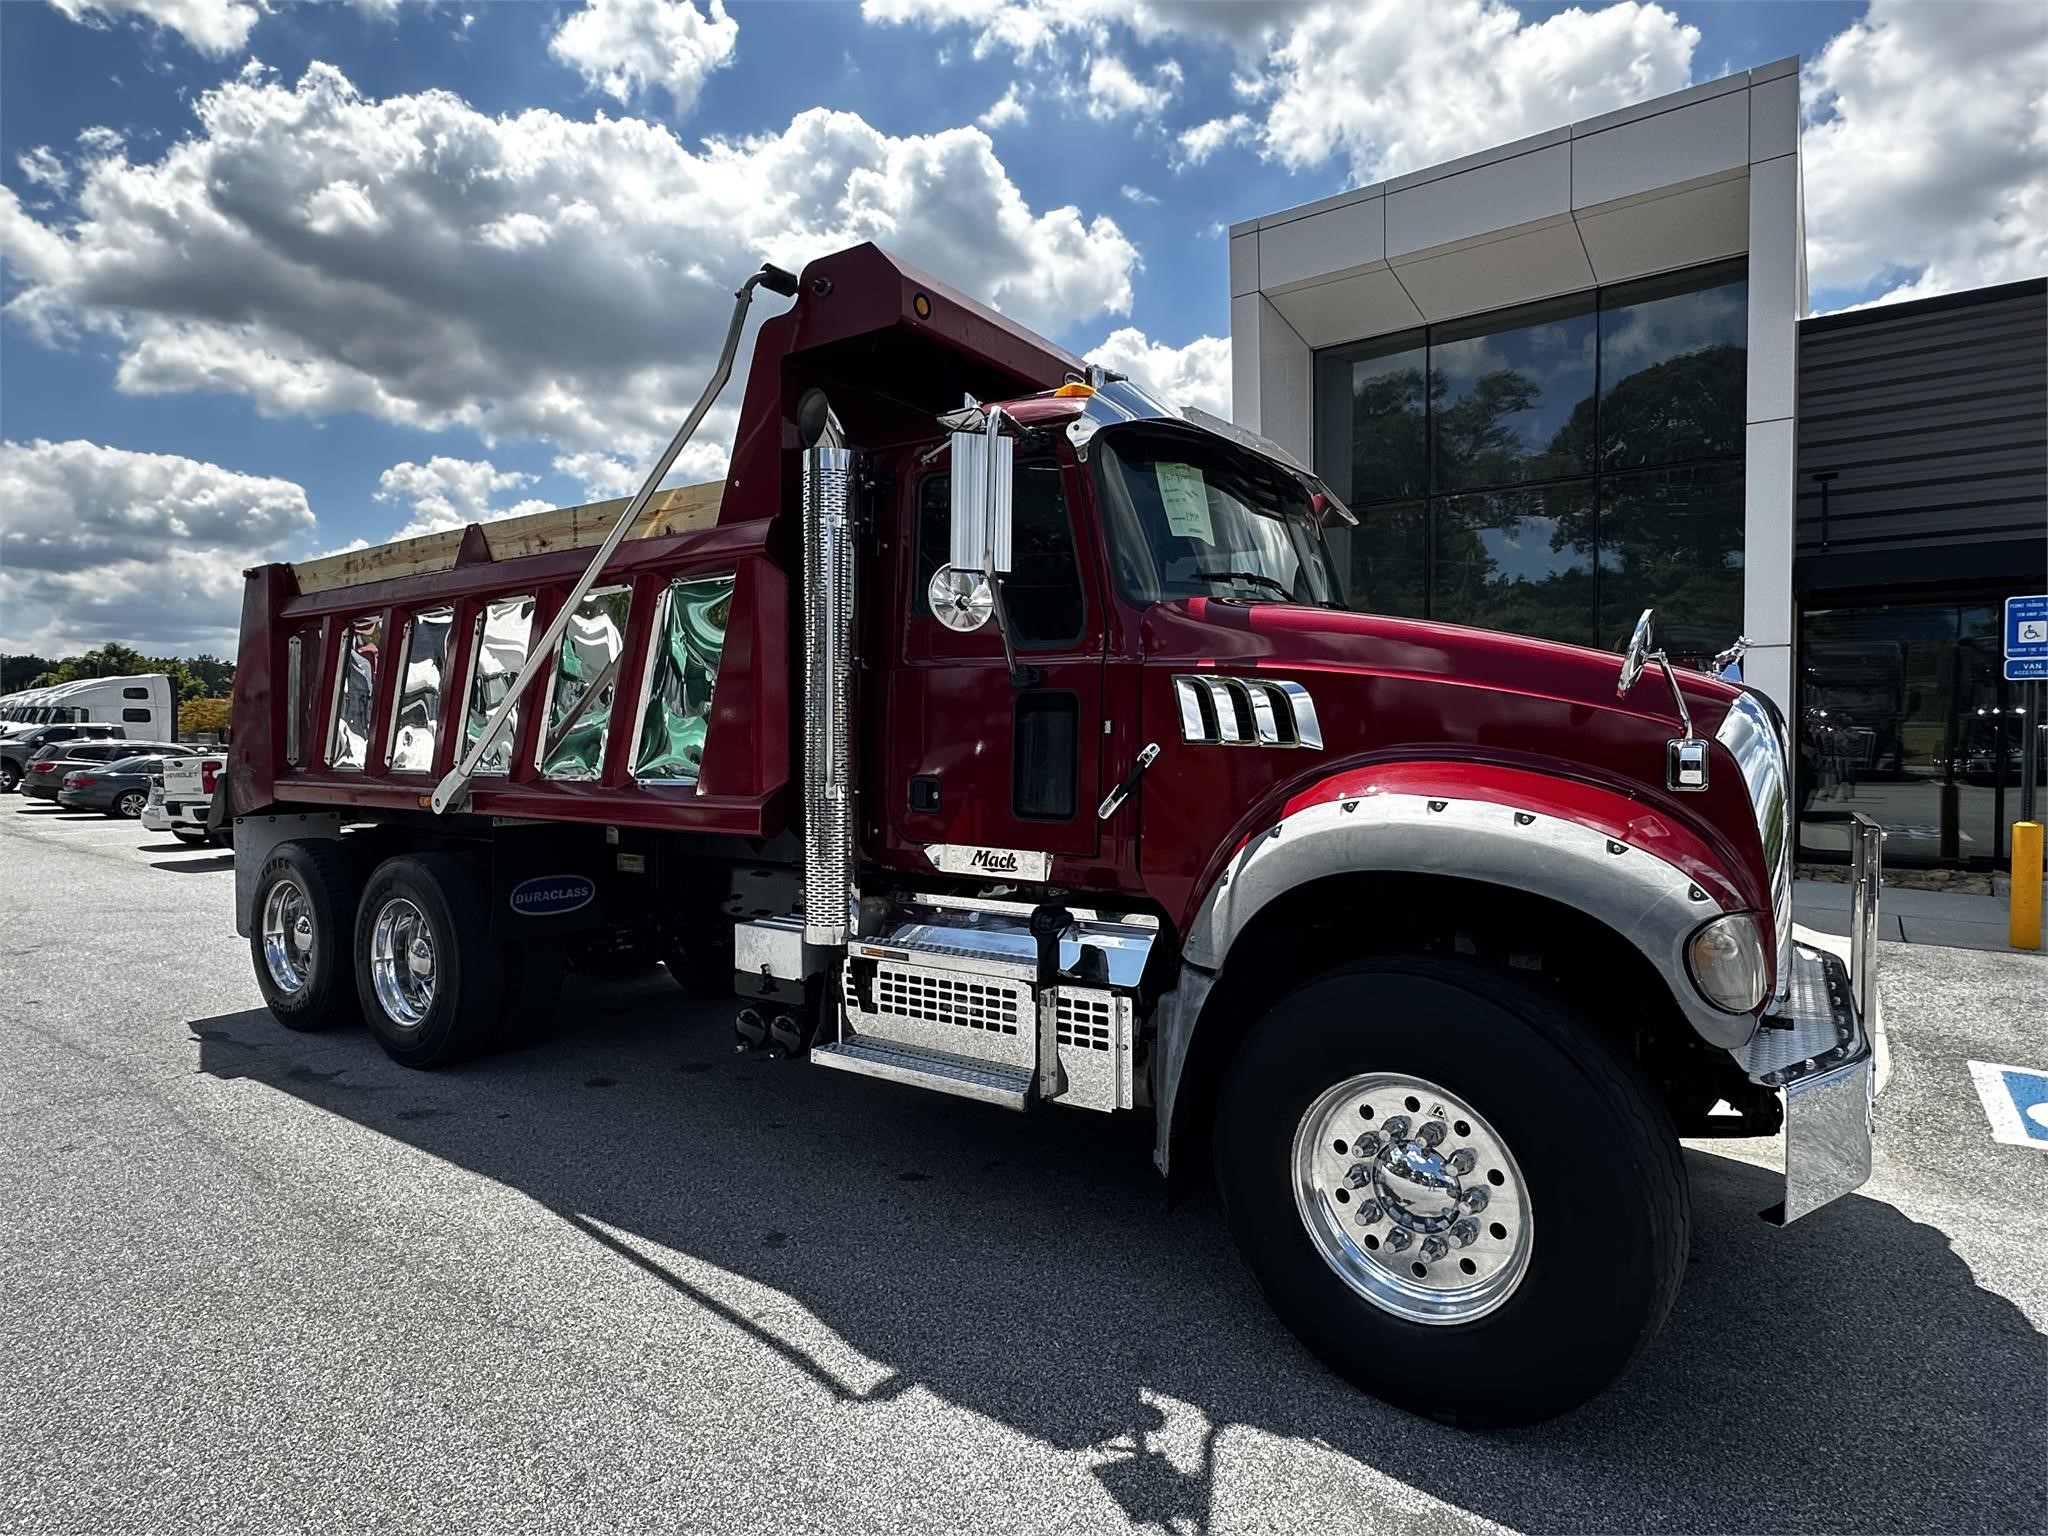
left=928, top=565, right=994, bottom=633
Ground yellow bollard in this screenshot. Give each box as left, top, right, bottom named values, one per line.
left=2014, top=821, right=2044, bottom=951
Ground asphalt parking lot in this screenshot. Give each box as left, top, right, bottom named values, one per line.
left=3, top=801, right=2045, bottom=1536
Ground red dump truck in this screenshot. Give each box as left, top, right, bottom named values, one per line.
left=227, top=243, right=1884, bottom=1426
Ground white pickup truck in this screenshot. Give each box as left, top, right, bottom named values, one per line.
left=143, top=753, right=227, bottom=846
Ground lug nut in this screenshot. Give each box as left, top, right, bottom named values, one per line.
left=1354, top=1131, right=1380, bottom=1157
left=1352, top=1199, right=1384, bottom=1226
left=1450, top=1218, right=1479, bottom=1248
left=1421, top=1235, right=1449, bottom=1261
left=1385, top=1227, right=1413, bottom=1253
left=1382, top=1115, right=1412, bottom=1141
left=1417, top=1120, right=1447, bottom=1149
left=1459, top=1186, right=1488, bottom=1213
left=1447, top=1148, right=1477, bottom=1176
left=1343, top=1162, right=1372, bottom=1189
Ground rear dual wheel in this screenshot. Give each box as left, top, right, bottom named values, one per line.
left=354, top=854, right=564, bottom=1068
left=251, top=842, right=561, bottom=1065
left=1214, top=955, right=1689, bottom=1428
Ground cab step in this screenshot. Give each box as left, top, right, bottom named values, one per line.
left=809, top=1035, right=1034, bottom=1110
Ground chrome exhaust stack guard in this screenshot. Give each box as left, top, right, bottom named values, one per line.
left=1740, top=813, right=1886, bottom=1225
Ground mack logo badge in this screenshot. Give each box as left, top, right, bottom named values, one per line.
left=924, top=843, right=1053, bottom=882
left=509, top=873, right=596, bottom=916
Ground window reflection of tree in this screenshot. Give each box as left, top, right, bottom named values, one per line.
left=1340, top=338, right=1745, bottom=650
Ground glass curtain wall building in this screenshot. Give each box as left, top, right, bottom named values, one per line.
left=1312, top=260, right=1748, bottom=660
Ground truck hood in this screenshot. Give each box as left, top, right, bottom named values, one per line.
left=1139, top=598, right=1774, bottom=917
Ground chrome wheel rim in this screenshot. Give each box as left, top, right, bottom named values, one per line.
left=260, top=877, right=315, bottom=995
left=117, top=792, right=145, bottom=817
left=369, top=896, right=436, bottom=1029
left=1292, top=1071, right=1533, bottom=1326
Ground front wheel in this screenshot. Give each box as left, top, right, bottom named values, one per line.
left=0, top=761, right=19, bottom=793
left=1214, top=956, right=1689, bottom=1428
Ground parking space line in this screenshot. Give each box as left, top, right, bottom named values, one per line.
left=1966, top=1060, right=2048, bottom=1149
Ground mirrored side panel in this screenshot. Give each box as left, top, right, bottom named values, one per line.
left=631, top=574, right=735, bottom=784
left=325, top=614, right=382, bottom=772
left=461, top=595, right=536, bottom=776
left=539, top=587, right=631, bottom=781
left=386, top=606, right=453, bottom=772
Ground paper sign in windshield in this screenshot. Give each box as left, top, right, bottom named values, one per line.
left=1156, top=463, right=1213, bottom=544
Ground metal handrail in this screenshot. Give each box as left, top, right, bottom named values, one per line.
left=429, top=263, right=797, bottom=814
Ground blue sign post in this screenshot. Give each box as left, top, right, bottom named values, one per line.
left=2009, top=595, right=2045, bottom=828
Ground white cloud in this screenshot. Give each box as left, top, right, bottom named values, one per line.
left=1083, top=54, right=1181, bottom=120
left=862, top=0, right=1303, bottom=61
left=978, top=82, right=1027, bottom=129
left=552, top=432, right=731, bottom=502
left=0, top=438, right=314, bottom=654
left=1086, top=327, right=1232, bottom=419
left=548, top=0, right=739, bottom=114
left=16, top=147, right=71, bottom=194
left=1119, top=183, right=1159, bottom=206
left=46, top=0, right=265, bottom=57
left=1175, top=113, right=1251, bottom=167
left=374, top=457, right=553, bottom=540
left=1801, top=0, right=2048, bottom=307
left=871, top=1, right=1696, bottom=184
left=1256, top=1, right=1696, bottom=183
left=3, top=64, right=1138, bottom=471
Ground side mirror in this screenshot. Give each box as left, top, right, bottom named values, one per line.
left=948, top=424, right=1013, bottom=576
left=1617, top=608, right=1655, bottom=698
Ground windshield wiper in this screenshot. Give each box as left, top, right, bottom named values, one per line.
left=1191, top=569, right=1295, bottom=600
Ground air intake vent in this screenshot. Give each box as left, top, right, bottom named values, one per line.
left=1172, top=675, right=1321, bottom=749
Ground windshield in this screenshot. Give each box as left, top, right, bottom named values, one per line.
left=1092, top=425, right=1341, bottom=608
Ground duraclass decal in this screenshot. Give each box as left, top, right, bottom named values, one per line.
left=509, top=873, right=597, bottom=916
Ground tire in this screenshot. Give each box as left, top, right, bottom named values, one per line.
left=0, top=760, right=19, bottom=793
left=250, top=840, right=364, bottom=1032
left=662, top=927, right=734, bottom=999
left=172, top=828, right=209, bottom=846
left=1213, top=955, right=1689, bottom=1429
left=354, top=853, right=504, bottom=1069
left=114, top=790, right=148, bottom=819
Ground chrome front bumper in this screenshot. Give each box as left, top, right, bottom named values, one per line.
left=1733, top=814, right=1886, bottom=1225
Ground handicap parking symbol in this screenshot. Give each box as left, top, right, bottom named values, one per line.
left=1967, top=1061, right=2048, bottom=1148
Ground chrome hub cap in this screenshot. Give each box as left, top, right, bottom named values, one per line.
left=260, top=877, right=314, bottom=995
left=1292, top=1072, right=1533, bottom=1325
left=369, top=897, right=436, bottom=1028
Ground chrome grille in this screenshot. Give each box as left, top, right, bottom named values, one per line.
left=802, top=445, right=856, bottom=946
left=1055, top=991, right=1114, bottom=1051
left=856, top=964, right=1023, bottom=1035
left=1716, top=690, right=1794, bottom=1007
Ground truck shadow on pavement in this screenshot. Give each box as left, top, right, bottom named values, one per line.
left=192, top=983, right=2045, bottom=1536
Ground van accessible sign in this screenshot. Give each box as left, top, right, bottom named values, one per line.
left=2007, top=594, right=2048, bottom=681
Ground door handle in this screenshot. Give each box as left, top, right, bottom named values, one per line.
left=1097, top=742, right=1159, bottom=820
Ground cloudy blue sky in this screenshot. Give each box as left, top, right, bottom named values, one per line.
left=2, top=0, right=2042, bottom=657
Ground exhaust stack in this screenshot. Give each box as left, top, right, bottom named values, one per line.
left=801, top=419, right=856, bottom=949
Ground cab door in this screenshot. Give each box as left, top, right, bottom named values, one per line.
left=881, top=451, right=1106, bottom=869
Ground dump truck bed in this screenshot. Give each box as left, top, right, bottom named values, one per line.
left=233, top=475, right=794, bottom=838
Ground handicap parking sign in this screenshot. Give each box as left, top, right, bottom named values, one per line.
left=1968, top=1061, right=2048, bottom=1147
left=2006, top=594, right=2048, bottom=681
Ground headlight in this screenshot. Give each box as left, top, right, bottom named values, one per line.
left=1688, top=913, right=1768, bottom=1014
